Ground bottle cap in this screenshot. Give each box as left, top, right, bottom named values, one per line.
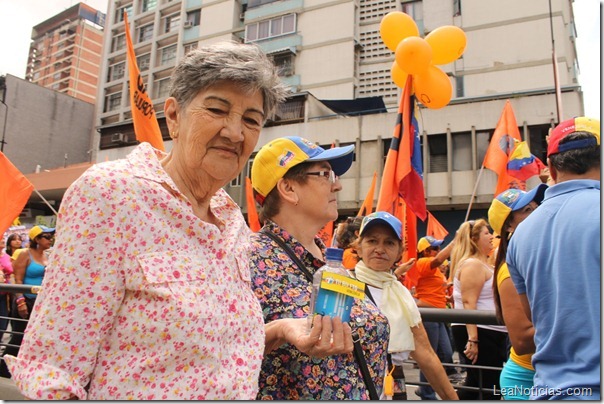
left=325, top=247, right=344, bottom=262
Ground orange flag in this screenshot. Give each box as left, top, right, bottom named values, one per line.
left=0, top=152, right=34, bottom=235
left=426, top=211, right=449, bottom=240
left=124, top=12, right=164, bottom=151
left=245, top=177, right=261, bottom=232
left=482, top=100, right=522, bottom=195
left=376, top=75, right=426, bottom=221
left=357, top=171, right=377, bottom=217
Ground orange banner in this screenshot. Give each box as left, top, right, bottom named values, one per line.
left=0, top=152, right=34, bottom=235
left=357, top=171, right=377, bottom=217
left=427, top=211, right=449, bottom=240
left=245, top=177, right=261, bottom=232
left=124, top=12, right=164, bottom=151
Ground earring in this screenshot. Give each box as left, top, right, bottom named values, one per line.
left=171, top=131, right=178, bottom=139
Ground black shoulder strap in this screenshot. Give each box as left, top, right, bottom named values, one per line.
left=259, top=229, right=313, bottom=282
left=260, top=228, right=379, bottom=400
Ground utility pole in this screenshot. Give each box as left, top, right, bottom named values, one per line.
left=0, top=76, right=7, bottom=152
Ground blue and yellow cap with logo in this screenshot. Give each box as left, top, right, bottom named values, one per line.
left=488, top=183, right=547, bottom=235
left=251, top=136, right=354, bottom=205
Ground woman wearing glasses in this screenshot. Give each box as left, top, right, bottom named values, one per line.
left=448, top=219, right=508, bottom=399
left=0, top=225, right=55, bottom=377
left=249, top=136, right=389, bottom=400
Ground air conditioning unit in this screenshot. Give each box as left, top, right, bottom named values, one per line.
left=111, top=133, right=126, bottom=143
left=183, top=21, right=193, bottom=28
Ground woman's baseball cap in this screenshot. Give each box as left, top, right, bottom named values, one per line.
left=417, top=236, right=444, bottom=253
left=251, top=136, right=355, bottom=205
left=488, top=183, right=548, bottom=235
left=29, top=225, right=55, bottom=240
left=547, top=117, right=600, bottom=157
left=359, top=211, right=402, bottom=240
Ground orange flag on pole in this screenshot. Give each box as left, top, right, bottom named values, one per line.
left=482, top=100, right=522, bottom=195
left=357, top=171, right=377, bottom=217
left=245, top=177, right=261, bottom=232
left=426, top=211, right=449, bottom=240
left=124, top=12, right=164, bottom=151
left=376, top=75, right=426, bottom=221
left=0, top=152, right=34, bottom=235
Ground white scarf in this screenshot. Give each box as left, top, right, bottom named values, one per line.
left=354, top=260, right=422, bottom=353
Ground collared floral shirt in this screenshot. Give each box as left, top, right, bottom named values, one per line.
left=250, top=220, right=389, bottom=400
left=6, top=143, right=265, bottom=400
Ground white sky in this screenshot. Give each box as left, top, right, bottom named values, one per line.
left=0, top=0, right=600, bottom=118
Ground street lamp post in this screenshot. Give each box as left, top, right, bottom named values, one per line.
left=0, top=77, right=7, bottom=152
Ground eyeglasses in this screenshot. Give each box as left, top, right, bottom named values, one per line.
left=305, top=170, right=337, bottom=184
left=39, top=234, right=54, bottom=240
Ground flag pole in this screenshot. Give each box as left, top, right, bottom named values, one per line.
left=33, top=188, right=59, bottom=216
left=464, top=165, right=486, bottom=222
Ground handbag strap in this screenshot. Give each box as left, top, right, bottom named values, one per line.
left=259, top=228, right=380, bottom=400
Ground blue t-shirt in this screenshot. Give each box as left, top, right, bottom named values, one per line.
left=23, top=251, right=46, bottom=298
left=507, top=179, right=600, bottom=400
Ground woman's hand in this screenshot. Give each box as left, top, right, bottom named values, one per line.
left=264, top=315, right=353, bottom=357
left=464, top=340, right=478, bottom=364
left=17, top=302, right=28, bottom=319
left=394, top=258, right=416, bottom=278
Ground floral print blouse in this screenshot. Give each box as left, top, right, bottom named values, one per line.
left=5, top=143, right=265, bottom=400
left=249, top=221, right=390, bottom=400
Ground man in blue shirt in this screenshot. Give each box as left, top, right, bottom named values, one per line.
left=507, top=117, right=600, bottom=400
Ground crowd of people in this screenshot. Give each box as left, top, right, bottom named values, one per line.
left=0, top=41, right=599, bottom=401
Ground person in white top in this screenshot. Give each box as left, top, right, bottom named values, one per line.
left=449, top=218, right=508, bottom=400
left=352, top=212, right=458, bottom=400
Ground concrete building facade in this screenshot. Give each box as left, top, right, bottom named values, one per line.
left=92, top=0, right=584, bottom=234
left=26, top=3, right=106, bottom=104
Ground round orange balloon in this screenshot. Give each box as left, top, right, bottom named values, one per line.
left=395, top=36, right=432, bottom=75
left=413, top=65, right=452, bottom=109
left=425, top=25, right=467, bottom=65
left=391, top=61, right=409, bottom=88
left=380, top=12, right=420, bottom=52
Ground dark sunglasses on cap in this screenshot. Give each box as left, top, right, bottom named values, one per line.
left=39, top=234, right=54, bottom=240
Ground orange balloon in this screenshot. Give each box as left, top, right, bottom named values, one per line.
left=380, top=12, right=420, bottom=52
left=391, top=61, right=409, bottom=88
left=413, top=65, right=452, bottom=109
left=425, top=25, right=467, bottom=65
left=395, top=36, right=432, bottom=75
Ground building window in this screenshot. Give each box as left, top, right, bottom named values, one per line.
left=105, top=92, right=122, bottom=112
left=137, top=53, right=151, bottom=71
left=159, top=44, right=177, bottom=65
left=245, top=13, right=296, bottom=42
left=108, top=62, right=126, bottom=81
left=164, top=13, right=181, bottom=33
left=452, top=132, right=471, bottom=171
left=112, top=33, right=126, bottom=52
left=401, top=1, right=424, bottom=34
left=154, top=77, right=171, bottom=98
left=453, top=0, right=461, bottom=16
left=186, top=10, right=201, bottom=26
left=428, top=133, right=447, bottom=173
left=115, top=4, right=133, bottom=23
left=53, top=72, right=61, bottom=80
left=273, top=53, right=295, bottom=77
left=138, top=24, right=154, bottom=43
left=184, top=42, right=198, bottom=55
left=455, top=75, right=464, bottom=98
left=142, top=0, right=157, bottom=13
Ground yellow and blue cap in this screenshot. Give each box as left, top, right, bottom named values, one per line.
left=359, top=211, right=402, bottom=240
left=29, top=225, right=55, bottom=240
left=251, top=136, right=354, bottom=205
left=417, top=236, right=444, bottom=253
left=488, top=183, right=547, bottom=235
left=547, top=117, right=600, bottom=157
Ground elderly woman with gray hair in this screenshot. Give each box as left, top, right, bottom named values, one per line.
left=5, top=42, right=352, bottom=400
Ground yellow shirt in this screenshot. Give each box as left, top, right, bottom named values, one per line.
left=497, top=263, right=534, bottom=370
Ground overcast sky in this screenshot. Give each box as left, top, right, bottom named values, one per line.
left=0, top=0, right=600, bottom=118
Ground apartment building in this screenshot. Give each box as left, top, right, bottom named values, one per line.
left=94, top=0, right=584, bottom=233
left=26, top=3, right=106, bottom=104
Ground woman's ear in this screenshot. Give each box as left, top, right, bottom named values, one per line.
left=275, top=178, right=299, bottom=206
left=164, top=97, right=179, bottom=133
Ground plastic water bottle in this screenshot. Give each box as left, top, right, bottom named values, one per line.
left=308, top=247, right=362, bottom=331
